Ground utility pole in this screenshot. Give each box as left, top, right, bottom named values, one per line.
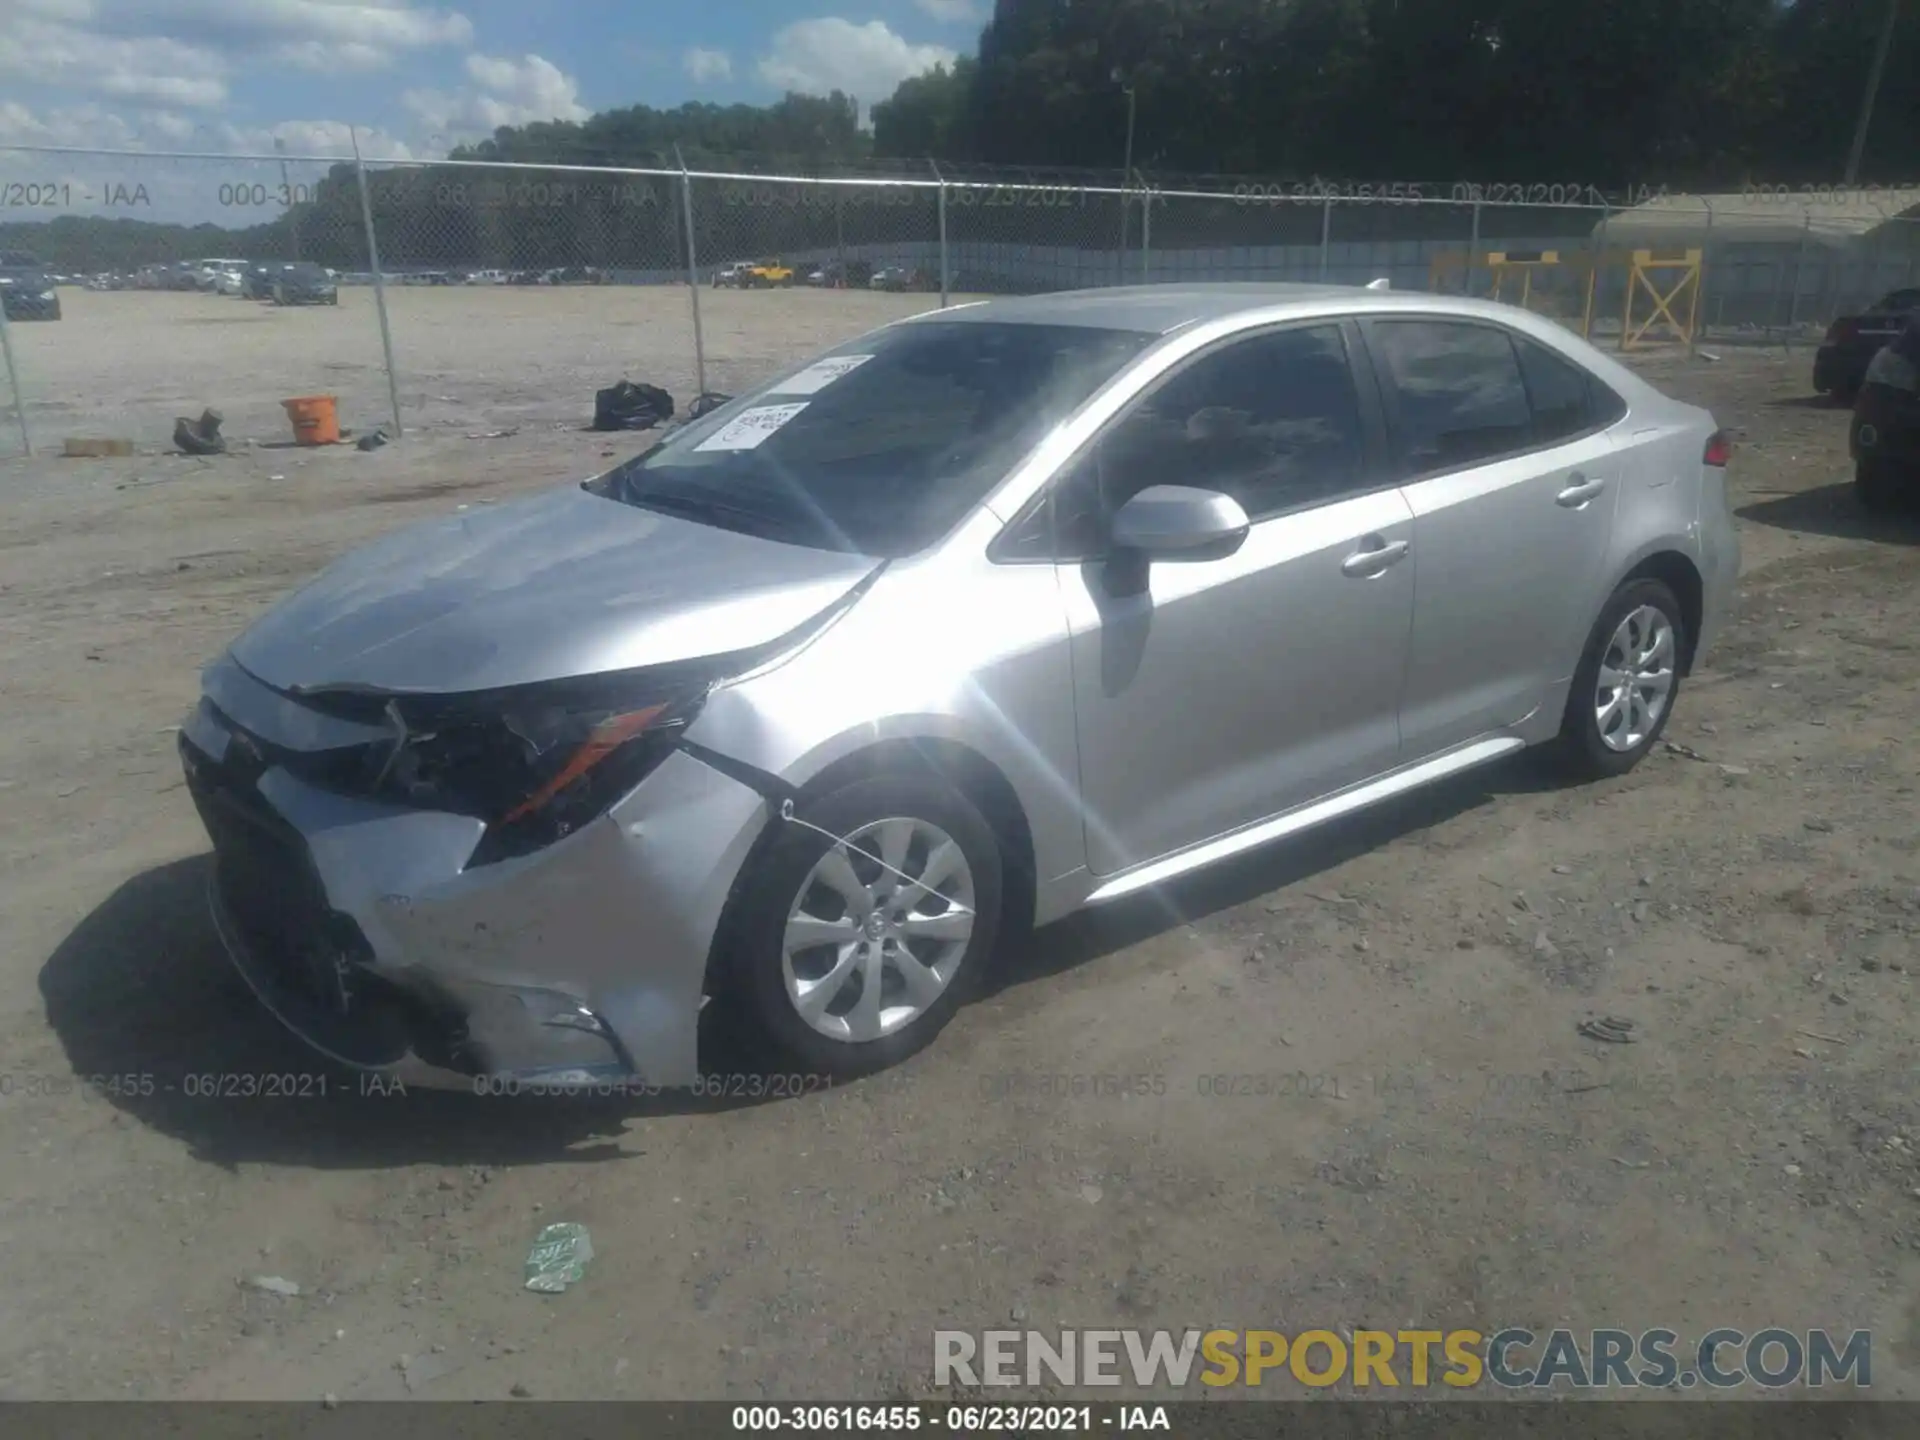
left=1845, top=0, right=1901, bottom=186
left=1114, top=71, right=1137, bottom=277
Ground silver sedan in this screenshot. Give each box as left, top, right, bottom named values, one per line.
left=178, top=283, right=1739, bottom=1088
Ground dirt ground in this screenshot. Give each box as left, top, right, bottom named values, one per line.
left=2, top=289, right=1918, bottom=1403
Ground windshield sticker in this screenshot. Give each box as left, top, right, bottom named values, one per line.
left=771, top=354, right=874, bottom=395
left=694, top=402, right=810, bottom=452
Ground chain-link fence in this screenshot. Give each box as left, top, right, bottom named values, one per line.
left=3, top=142, right=1919, bottom=460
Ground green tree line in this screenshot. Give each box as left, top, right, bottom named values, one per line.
left=5, top=0, right=1913, bottom=274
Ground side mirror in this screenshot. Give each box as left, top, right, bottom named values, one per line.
left=1110, top=485, right=1251, bottom=561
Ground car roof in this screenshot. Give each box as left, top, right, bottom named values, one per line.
left=901, top=282, right=1567, bottom=335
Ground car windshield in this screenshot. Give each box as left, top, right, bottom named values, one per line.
left=602, top=320, right=1154, bottom=557
left=286, top=264, right=329, bottom=280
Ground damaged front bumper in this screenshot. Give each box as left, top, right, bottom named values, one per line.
left=179, top=659, right=772, bottom=1091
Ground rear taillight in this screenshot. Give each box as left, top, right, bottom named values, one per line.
left=1826, top=319, right=1858, bottom=343
left=1704, top=430, right=1732, bottom=467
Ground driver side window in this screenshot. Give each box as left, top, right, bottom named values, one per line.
left=1044, top=324, right=1368, bottom=558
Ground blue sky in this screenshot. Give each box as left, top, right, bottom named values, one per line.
left=1, top=0, right=985, bottom=160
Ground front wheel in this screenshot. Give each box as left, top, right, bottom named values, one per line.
left=1552, top=577, right=1686, bottom=780
left=719, top=773, right=1003, bottom=1079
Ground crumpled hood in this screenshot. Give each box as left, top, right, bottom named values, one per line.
left=230, top=483, right=881, bottom=695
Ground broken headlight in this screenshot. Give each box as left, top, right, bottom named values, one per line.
left=377, top=674, right=709, bottom=868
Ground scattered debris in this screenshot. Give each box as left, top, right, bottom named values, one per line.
left=268, top=473, right=285, bottom=482
left=322, top=1395, right=338, bottom=1410
left=1784, top=1163, right=1802, bottom=1176
left=464, top=428, right=519, bottom=439
left=1565, top=1082, right=1611, bottom=1095
left=1797, top=1028, right=1846, bottom=1045
left=1662, top=740, right=1714, bottom=763
left=1696, top=350, right=1721, bottom=362
left=171, top=408, right=226, bottom=455
left=1552, top=864, right=1573, bottom=874
left=355, top=428, right=389, bottom=452
left=688, top=391, right=732, bottom=419
left=1079, top=1183, right=1104, bottom=1204
left=510, top=1382, right=533, bottom=1398
left=400, top=1350, right=462, bottom=1392
left=64, top=438, right=133, bottom=457
left=242, top=1275, right=301, bottom=1297
left=591, top=379, right=675, bottom=431
left=1613, top=1157, right=1651, bottom=1169
left=1577, top=1016, right=1637, bottom=1044
left=524, top=1222, right=593, bottom=1292
left=1803, top=818, right=1835, bottom=833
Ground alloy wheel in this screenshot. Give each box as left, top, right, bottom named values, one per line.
left=1594, top=604, right=1676, bottom=753
left=781, top=817, right=976, bottom=1043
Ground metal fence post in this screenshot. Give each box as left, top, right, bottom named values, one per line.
left=931, top=159, right=950, bottom=307
left=1694, top=197, right=1714, bottom=352
left=675, top=145, right=708, bottom=399
left=1319, top=197, right=1333, bottom=282
left=1589, top=200, right=1612, bottom=341
left=0, top=297, right=29, bottom=456
left=1140, top=181, right=1152, bottom=283
left=1468, top=200, right=1483, bottom=298
left=1785, top=211, right=1811, bottom=347
left=350, top=128, right=404, bottom=439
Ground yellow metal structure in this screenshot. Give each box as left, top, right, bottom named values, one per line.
left=1619, top=248, right=1702, bottom=350
left=1428, top=249, right=1593, bottom=336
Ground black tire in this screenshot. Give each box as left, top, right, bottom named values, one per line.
left=1552, top=577, right=1687, bottom=780
left=1856, top=458, right=1903, bottom=513
left=717, top=772, right=1003, bottom=1079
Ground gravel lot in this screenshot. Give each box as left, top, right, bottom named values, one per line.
left=1, top=288, right=1917, bottom=1402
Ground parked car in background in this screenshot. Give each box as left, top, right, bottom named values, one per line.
left=1815, top=287, right=1920, bottom=401
left=747, top=259, right=795, bottom=288
left=713, top=261, right=752, bottom=288
left=806, top=260, right=874, bottom=288
left=1851, top=309, right=1920, bottom=512
left=870, top=265, right=933, bottom=293
left=214, top=268, right=249, bottom=296
left=271, top=261, right=338, bottom=305
left=0, top=252, right=61, bottom=320
left=177, top=282, right=1737, bottom=1090
left=193, top=258, right=248, bottom=290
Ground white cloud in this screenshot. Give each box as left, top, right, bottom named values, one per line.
left=914, top=0, right=980, bottom=21
left=683, top=47, right=732, bottom=84
left=0, top=19, right=230, bottom=109
left=403, top=52, right=588, bottom=139
left=106, top=1, right=473, bottom=57
left=0, top=100, right=137, bottom=149
left=757, top=19, right=955, bottom=105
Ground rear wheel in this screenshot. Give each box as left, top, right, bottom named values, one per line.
left=719, top=773, right=1003, bottom=1079
left=1552, top=578, right=1686, bottom=780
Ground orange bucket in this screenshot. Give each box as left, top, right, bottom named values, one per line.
left=282, top=394, right=340, bottom=446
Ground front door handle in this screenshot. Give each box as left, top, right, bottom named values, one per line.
left=1556, top=473, right=1607, bottom=507
left=1341, top=537, right=1409, bottom=578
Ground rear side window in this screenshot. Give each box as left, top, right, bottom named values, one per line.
left=1371, top=321, right=1532, bottom=475
left=1514, top=336, right=1597, bottom=444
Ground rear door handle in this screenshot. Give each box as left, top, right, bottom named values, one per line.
left=1557, top=473, right=1606, bottom=507
left=1341, top=537, right=1409, bottom=578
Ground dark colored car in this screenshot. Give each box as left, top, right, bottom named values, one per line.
left=0, top=251, right=61, bottom=321
left=1851, top=310, right=1920, bottom=512
left=1815, top=287, right=1920, bottom=400
left=272, top=262, right=338, bottom=306
left=805, top=260, right=875, bottom=288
